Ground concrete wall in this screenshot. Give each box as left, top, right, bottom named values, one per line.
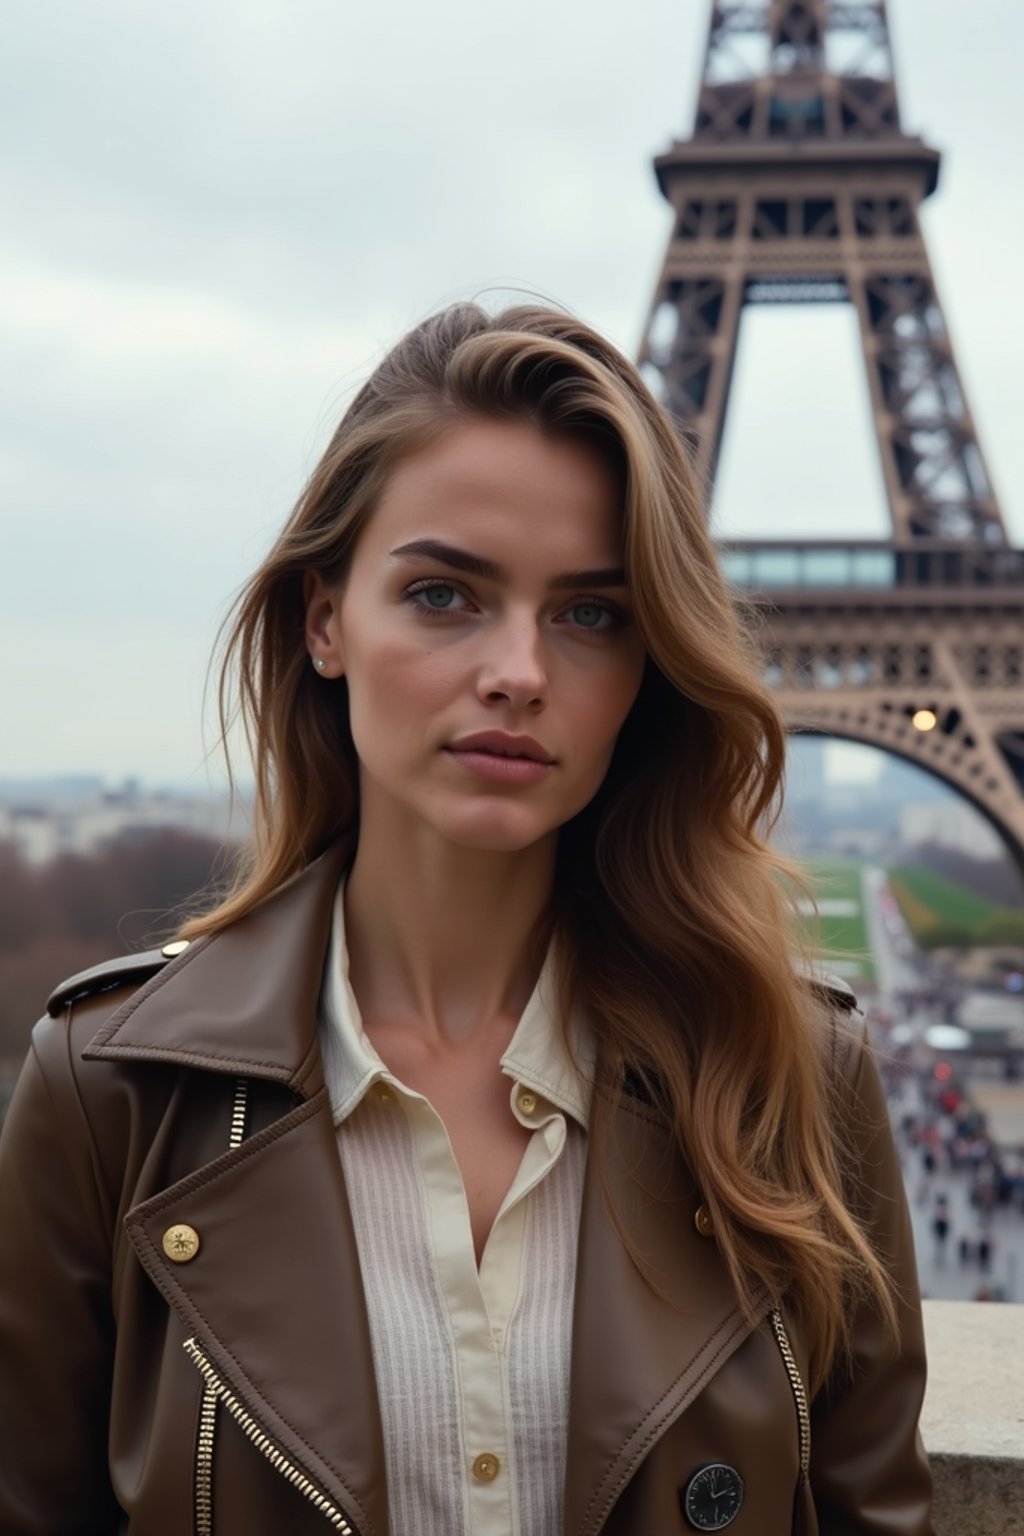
left=922, top=1300, right=1024, bottom=1535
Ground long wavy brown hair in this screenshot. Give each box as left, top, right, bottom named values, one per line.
left=184, top=300, right=896, bottom=1390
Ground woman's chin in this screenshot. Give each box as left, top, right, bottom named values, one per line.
left=433, top=807, right=558, bottom=855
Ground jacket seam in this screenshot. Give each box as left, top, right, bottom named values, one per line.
left=37, top=1007, right=117, bottom=1245
left=834, top=1008, right=867, bottom=1086
left=88, top=1040, right=299, bottom=1075
left=292, top=1038, right=323, bottom=1092
left=836, top=1020, right=896, bottom=1226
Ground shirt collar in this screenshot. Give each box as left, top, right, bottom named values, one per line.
left=319, top=881, right=593, bottom=1129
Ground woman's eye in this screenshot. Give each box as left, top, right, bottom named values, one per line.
left=404, top=579, right=469, bottom=615
left=563, top=600, right=624, bottom=633
left=421, top=584, right=458, bottom=610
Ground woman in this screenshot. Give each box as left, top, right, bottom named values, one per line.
left=0, top=302, right=932, bottom=1534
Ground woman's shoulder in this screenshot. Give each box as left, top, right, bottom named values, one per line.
left=22, top=945, right=180, bottom=1113
left=3, top=949, right=183, bottom=1209
left=797, top=962, right=870, bottom=1087
left=45, top=944, right=180, bottom=1021
left=798, top=970, right=898, bottom=1191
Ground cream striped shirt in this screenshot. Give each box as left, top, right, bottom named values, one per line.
left=318, top=887, right=593, bottom=1536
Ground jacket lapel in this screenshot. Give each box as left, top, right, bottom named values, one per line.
left=564, top=1095, right=767, bottom=1536
left=82, top=844, right=388, bottom=1534
left=124, top=1087, right=388, bottom=1536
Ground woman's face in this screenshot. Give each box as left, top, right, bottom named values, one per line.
left=305, top=415, right=647, bottom=854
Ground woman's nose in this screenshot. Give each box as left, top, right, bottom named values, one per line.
left=476, top=615, right=549, bottom=709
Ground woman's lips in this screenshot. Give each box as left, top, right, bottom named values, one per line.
left=444, top=747, right=554, bottom=784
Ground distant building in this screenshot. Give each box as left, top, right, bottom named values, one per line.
left=830, top=826, right=894, bottom=860
left=0, top=808, right=62, bottom=865
left=0, top=780, right=243, bottom=866
left=899, top=802, right=1003, bottom=860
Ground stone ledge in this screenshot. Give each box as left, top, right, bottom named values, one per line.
left=921, top=1300, right=1024, bottom=1536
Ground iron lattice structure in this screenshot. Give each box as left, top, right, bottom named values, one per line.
left=640, top=0, right=1024, bottom=871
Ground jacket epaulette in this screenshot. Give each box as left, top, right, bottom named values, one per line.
left=795, top=961, right=859, bottom=1013
left=45, top=944, right=186, bottom=1018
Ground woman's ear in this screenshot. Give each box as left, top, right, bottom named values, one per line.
left=303, top=570, right=345, bottom=677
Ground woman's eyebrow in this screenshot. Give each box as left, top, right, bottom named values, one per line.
left=388, top=538, right=627, bottom=589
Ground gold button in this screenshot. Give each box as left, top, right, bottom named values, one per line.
left=694, top=1203, right=715, bottom=1238
left=472, top=1452, right=501, bottom=1483
left=162, top=939, right=190, bottom=958
left=162, top=1224, right=200, bottom=1262
left=517, top=1090, right=537, bottom=1116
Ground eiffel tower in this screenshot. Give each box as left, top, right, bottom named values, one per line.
left=639, top=0, right=1024, bottom=875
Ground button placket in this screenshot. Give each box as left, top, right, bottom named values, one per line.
left=399, top=1096, right=514, bottom=1524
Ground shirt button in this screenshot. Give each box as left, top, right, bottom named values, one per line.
left=472, top=1452, right=501, bottom=1483
left=374, top=1084, right=394, bottom=1107
left=517, top=1089, right=538, bottom=1116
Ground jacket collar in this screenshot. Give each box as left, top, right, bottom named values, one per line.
left=82, top=841, right=351, bottom=1090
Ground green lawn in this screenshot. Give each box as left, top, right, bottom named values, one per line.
left=888, top=865, right=1024, bottom=948
left=889, top=866, right=1000, bottom=926
left=797, top=856, right=875, bottom=985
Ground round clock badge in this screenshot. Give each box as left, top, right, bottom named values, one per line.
left=682, top=1462, right=744, bottom=1530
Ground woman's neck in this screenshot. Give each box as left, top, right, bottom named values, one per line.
left=342, top=812, right=557, bottom=1050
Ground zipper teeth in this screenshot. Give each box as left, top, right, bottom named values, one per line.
left=229, top=1077, right=248, bottom=1150
left=184, top=1336, right=354, bottom=1534
left=192, top=1077, right=249, bottom=1536
left=770, top=1306, right=811, bottom=1479
left=195, top=1383, right=219, bottom=1536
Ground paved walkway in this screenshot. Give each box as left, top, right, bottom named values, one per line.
left=860, top=864, right=921, bottom=997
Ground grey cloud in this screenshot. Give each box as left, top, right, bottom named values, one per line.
left=1, top=0, right=1021, bottom=779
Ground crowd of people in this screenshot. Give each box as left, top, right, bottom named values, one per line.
left=874, top=1020, right=1023, bottom=1303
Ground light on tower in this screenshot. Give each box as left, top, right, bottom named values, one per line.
left=912, top=709, right=938, bottom=732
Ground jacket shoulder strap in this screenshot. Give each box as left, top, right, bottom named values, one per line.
left=795, top=961, right=859, bottom=1014
left=46, top=945, right=182, bottom=1017
left=797, top=964, right=865, bottom=1089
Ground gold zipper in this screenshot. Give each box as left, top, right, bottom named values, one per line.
left=194, top=1382, right=218, bottom=1535
left=184, top=1336, right=355, bottom=1533
left=193, top=1078, right=250, bottom=1536
left=770, top=1306, right=810, bottom=1481
left=228, top=1076, right=249, bottom=1152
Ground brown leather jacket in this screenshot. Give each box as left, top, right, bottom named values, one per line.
left=0, top=844, right=933, bottom=1534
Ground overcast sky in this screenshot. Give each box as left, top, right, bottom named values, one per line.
left=3, top=0, right=1022, bottom=786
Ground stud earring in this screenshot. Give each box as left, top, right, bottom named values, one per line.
left=313, top=657, right=327, bottom=673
